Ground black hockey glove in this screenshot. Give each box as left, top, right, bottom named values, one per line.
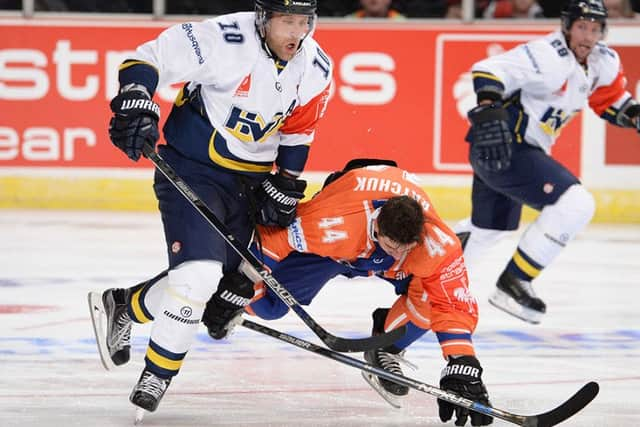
left=202, top=272, right=254, bottom=340
left=467, top=103, right=513, bottom=173
left=255, top=173, right=307, bottom=227
left=627, top=104, right=640, bottom=134
left=109, top=89, right=160, bottom=161
left=438, top=355, right=493, bottom=426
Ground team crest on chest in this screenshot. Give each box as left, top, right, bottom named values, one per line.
left=225, top=106, right=285, bottom=143
left=224, top=99, right=296, bottom=143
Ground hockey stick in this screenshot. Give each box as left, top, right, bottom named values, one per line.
left=241, top=318, right=599, bottom=427
left=141, top=144, right=405, bottom=352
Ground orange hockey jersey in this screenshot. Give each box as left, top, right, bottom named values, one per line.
left=257, top=166, right=479, bottom=358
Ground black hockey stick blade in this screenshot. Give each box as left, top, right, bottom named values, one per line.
left=315, top=324, right=406, bottom=353
left=142, top=143, right=406, bottom=353
left=521, top=381, right=599, bottom=427
left=242, top=319, right=598, bottom=427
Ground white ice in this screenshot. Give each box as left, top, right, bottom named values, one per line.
left=1, top=210, right=638, bottom=426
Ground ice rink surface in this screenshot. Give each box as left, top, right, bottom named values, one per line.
left=1, top=210, right=639, bottom=426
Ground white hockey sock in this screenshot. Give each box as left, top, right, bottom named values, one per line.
left=145, top=260, right=223, bottom=375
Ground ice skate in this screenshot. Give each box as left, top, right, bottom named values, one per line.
left=489, top=270, right=546, bottom=324
left=88, top=288, right=132, bottom=370
left=130, top=369, right=172, bottom=413
left=362, top=348, right=413, bottom=408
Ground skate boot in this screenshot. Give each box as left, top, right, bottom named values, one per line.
left=365, top=348, right=409, bottom=396
left=489, top=270, right=546, bottom=324
left=130, top=369, right=172, bottom=412
left=88, top=287, right=133, bottom=369
left=103, top=288, right=133, bottom=365
left=361, top=308, right=414, bottom=407
left=362, top=347, right=415, bottom=408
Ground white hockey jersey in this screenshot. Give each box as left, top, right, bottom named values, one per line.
left=128, top=12, right=332, bottom=175
left=471, top=31, right=632, bottom=152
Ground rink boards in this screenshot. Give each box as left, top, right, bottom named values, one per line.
left=2, top=19, right=640, bottom=222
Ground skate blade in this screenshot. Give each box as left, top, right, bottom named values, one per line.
left=87, top=291, right=116, bottom=371
left=361, top=371, right=402, bottom=409
left=133, top=408, right=145, bottom=425
left=488, top=289, right=543, bottom=324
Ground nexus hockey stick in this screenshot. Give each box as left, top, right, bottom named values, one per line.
left=241, top=318, right=599, bottom=427
left=142, top=144, right=405, bottom=353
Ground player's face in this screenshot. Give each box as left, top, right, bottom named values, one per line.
left=376, top=233, right=418, bottom=260
left=568, top=18, right=604, bottom=63
left=265, top=13, right=313, bottom=61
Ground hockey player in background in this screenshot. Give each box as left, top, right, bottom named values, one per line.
left=455, top=0, right=640, bottom=324
left=203, top=160, right=493, bottom=426
left=88, top=0, right=332, bottom=414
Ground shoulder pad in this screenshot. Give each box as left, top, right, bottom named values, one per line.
left=589, top=42, right=622, bottom=86
left=296, top=37, right=333, bottom=104
left=527, top=36, right=573, bottom=87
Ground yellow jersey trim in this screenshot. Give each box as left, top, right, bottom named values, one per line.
left=471, top=71, right=502, bottom=82
left=208, top=129, right=273, bottom=173
left=118, top=60, right=158, bottom=73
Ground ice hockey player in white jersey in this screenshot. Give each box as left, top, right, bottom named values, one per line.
left=455, top=0, right=640, bottom=324
left=89, top=0, right=332, bottom=416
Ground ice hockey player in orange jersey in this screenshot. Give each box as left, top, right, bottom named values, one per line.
left=203, top=159, right=493, bottom=426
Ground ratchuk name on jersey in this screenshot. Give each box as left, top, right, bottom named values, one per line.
left=353, top=176, right=431, bottom=212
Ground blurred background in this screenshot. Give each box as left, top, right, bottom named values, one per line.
left=1, top=0, right=639, bottom=18
left=1, top=0, right=640, bottom=223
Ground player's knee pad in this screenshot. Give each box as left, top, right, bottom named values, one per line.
left=454, top=217, right=513, bottom=266
left=167, top=260, right=224, bottom=304
left=538, top=184, right=595, bottom=236
left=519, top=184, right=595, bottom=266
left=149, top=260, right=223, bottom=353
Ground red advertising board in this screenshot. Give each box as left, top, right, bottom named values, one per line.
left=1, top=20, right=639, bottom=175
left=604, top=46, right=640, bottom=165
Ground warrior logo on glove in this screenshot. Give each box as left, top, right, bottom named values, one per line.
left=109, top=88, right=161, bottom=161
left=261, top=179, right=300, bottom=212
left=255, top=173, right=307, bottom=227
left=438, top=355, right=493, bottom=426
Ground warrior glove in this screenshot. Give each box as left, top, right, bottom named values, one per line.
left=438, top=355, right=493, bottom=426
left=256, top=173, right=307, bottom=227
left=626, top=104, right=640, bottom=134
left=202, top=272, right=255, bottom=340
left=617, top=100, right=640, bottom=134
left=109, top=88, right=160, bottom=161
left=467, top=103, right=513, bottom=173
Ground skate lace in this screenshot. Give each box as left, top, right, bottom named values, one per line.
left=376, top=350, right=418, bottom=373
left=137, top=371, right=169, bottom=398
left=109, top=311, right=132, bottom=349
left=520, top=280, right=538, bottom=298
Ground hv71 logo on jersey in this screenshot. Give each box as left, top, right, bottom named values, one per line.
left=225, top=105, right=289, bottom=143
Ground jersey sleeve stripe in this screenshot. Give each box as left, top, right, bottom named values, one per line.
left=118, top=59, right=160, bottom=95
left=279, top=83, right=330, bottom=136
left=588, top=69, right=628, bottom=116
